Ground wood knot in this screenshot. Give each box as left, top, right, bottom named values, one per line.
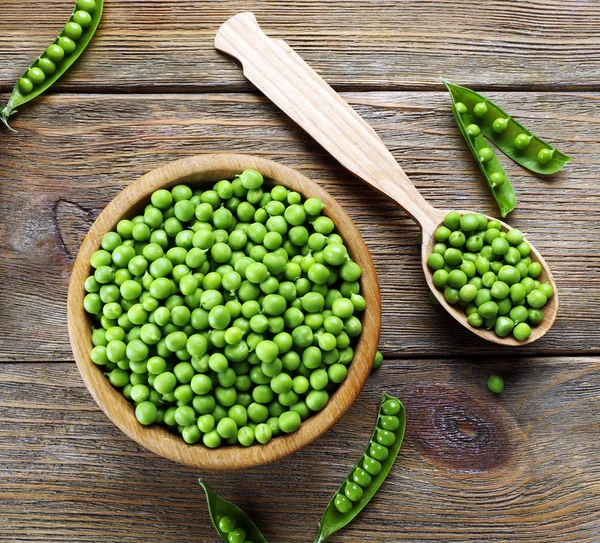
left=407, top=385, right=514, bottom=472
left=53, top=199, right=95, bottom=262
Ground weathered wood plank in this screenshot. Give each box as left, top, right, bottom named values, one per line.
left=1, top=359, right=599, bottom=542
left=0, top=91, right=598, bottom=360
left=1, top=0, right=600, bottom=93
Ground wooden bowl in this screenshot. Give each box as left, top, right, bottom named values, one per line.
left=67, top=154, right=381, bottom=470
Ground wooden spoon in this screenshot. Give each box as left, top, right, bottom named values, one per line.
left=215, top=12, right=558, bottom=345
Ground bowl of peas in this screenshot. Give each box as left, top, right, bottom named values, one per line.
left=68, top=153, right=380, bottom=470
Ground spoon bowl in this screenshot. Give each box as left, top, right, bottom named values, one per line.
left=215, top=12, right=558, bottom=344
left=421, top=210, right=558, bottom=346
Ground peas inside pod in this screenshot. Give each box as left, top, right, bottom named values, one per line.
left=428, top=211, right=554, bottom=341
left=314, top=393, right=406, bottom=542
left=84, top=169, right=367, bottom=448
left=199, top=479, right=268, bottom=543
left=1, top=0, right=103, bottom=129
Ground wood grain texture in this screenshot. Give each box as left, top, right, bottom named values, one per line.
left=67, top=154, right=380, bottom=470
left=1, top=359, right=599, bottom=542
left=0, top=91, right=598, bottom=360
left=214, top=12, right=557, bottom=345
left=2, top=0, right=600, bottom=93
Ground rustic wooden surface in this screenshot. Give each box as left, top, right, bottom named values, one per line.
left=1, top=0, right=600, bottom=541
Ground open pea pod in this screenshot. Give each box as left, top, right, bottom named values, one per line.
left=314, top=393, right=406, bottom=543
left=1, top=0, right=104, bottom=130
left=442, top=79, right=572, bottom=175
left=199, top=479, right=269, bottom=543
left=445, top=85, right=517, bottom=217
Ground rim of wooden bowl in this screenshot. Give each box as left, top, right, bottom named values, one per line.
left=67, top=154, right=381, bottom=470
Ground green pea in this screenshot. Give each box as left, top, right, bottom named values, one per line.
left=344, top=482, right=364, bottom=502
left=490, top=172, right=505, bottom=187
left=473, top=102, right=488, bottom=117
left=455, top=102, right=467, bottom=114
left=478, top=147, right=494, bottom=163
left=514, top=134, right=532, bottom=149
left=57, top=35, right=77, bottom=54
left=487, top=374, right=504, bottom=393
left=27, top=67, right=46, bottom=85
left=18, top=77, right=34, bottom=94
left=492, top=117, right=508, bottom=133
left=513, top=322, right=532, bottom=341
left=466, top=124, right=480, bottom=137
left=537, top=148, right=554, bottom=164
left=38, top=58, right=56, bottom=75
left=334, top=494, right=353, bottom=513
left=64, top=21, right=83, bottom=40
left=73, top=10, right=92, bottom=27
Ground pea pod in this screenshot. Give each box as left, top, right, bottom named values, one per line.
left=1, top=0, right=104, bottom=130
left=314, top=392, right=406, bottom=543
left=442, top=79, right=572, bottom=175
left=199, top=478, right=268, bottom=543
left=445, top=84, right=517, bottom=218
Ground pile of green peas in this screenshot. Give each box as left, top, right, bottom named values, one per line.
left=17, top=0, right=97, bottom=95
left=84, top=169, right=366, bottom=447
left=333, top=397, right=402, bottom=513
left=427, top=211, right=553, bottom=341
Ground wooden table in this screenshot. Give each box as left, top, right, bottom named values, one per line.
left=1, top=1, right=599, bottom=541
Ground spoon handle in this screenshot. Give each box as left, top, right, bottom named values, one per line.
left=215, top=12, right=441, bottom=232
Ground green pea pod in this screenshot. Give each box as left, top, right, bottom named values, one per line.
left=199, top=478, right=269, bottom=543
left=1, top=0, right=104, bottom=130
left=445, top=84, right=517, bottom=217
left=442, top=79, right=572, bottom=175
left=314, top=393, right=406, bottom=543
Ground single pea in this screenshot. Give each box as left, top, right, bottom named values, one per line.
left=538, top=282, right=554, bottom=299
left=491, top=237, right=509, bottom=255
left=64, top=21, right=83, bottom=40
left=527, top=308, right=544, bottom=325
left=487, top=374, right=504, bottom=393
left=443, top=248, right=462, bottom=267
left=492, top=117, right=508, bottom=133
left=334, top=494, right=353, bottom=513
left=444, top=286, right=459, bottom=304
left=478, top=147, right=494, bottom=163
left=38, top=58, right=56, bottom=75
left=443, top=211, right=461, bottom=230
left=427, top=253, right=445, bottom=271
left=73, top=10, right=92, bottom=27
left=363, top=456, right=382, bottom=476
left=473, top=101, right=488, bottom=117
left=58, top=36, right=77, bottom=53
left=466, top=124, right=480, bottom=137
left=459, top=284, right=477, bottom=302
left=467, top=312, right=483, bottom=328
left=380, top=415, right=400, bottom=432
left=527, top=289, right=547, bottom=309
left=495, top=316, right=515, bottom=338
left=455, top=101, right=467, bottom=114
left=278, top=410, right=301, bottom=433
left=376, top=429, right=396, bottom=447
left=435, top=225, right=451, bottom=242
left=18, top=77, right=34, bottom=93
left=538, top=148, right=554, bottom=164
left=135, top=402, right=158, bottom=425
left=448, top=269, right=467, bottom=289
left=219, top=516, right=236, bottom=534
left=382, top=399, right=401, bottom=415
left=448, top=231, right=466, bottom=248
left=513, top=322, right=532, bottom=341
left=528, top=262, right=542, bottom=278
left=514, top=134, right=532, bottom=149
left=509, top=283, right=527, bottom=303
left=432, top=269, right=449, bottom=287
left=27, top=67, right=46, bottom=85
left=478, top=301, right=499, bottom=319
left=345, top=482, right=364, bottom=503
left=498, top=266, right=520, bottom=286
left=490, top=172, right=505, bottom=187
